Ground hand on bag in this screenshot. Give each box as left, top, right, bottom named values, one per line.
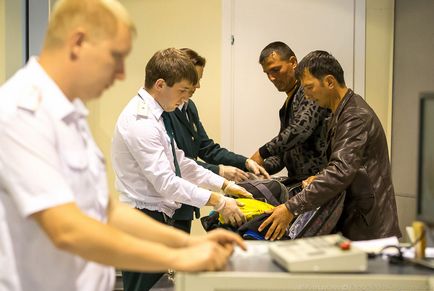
left=258, top=204, right=294, bottom=241
left=245, top=158, right=270, bottom=179
left=223, top=181, right=253, bottom=199
left=214, top=196, right=246, bottom=227
left=219, top=165, right=250, bottom=182
left=302, top=175, right=317, bottom=188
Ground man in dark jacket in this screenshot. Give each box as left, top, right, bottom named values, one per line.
left=259, top=50, right=401, bottom=241
left=250, top=42, right=330, bottom=184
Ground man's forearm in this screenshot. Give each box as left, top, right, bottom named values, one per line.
left=108, top=200, right=189, bottom=248
left=33, top=203, right=186, bottom=272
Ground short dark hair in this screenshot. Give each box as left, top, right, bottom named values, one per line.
left=259, top=41, right=296, bottom=64
left=180, top=48, right=206, bottom=67
left=295, top=50, right=346, bottom=86
left=144, top=48, right=198, bottom=89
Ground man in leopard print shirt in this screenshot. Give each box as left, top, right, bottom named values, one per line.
left=250, top=42, right=330, bottom=184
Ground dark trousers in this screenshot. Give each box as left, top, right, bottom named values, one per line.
left=122, top=208, right=191, bottom=291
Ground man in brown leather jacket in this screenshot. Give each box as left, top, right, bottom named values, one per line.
left=259, top=50, right=401, bottom=241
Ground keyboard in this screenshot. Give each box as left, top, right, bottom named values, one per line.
left=408, top=257, right=434, bottom=269
left=268, top=234, right=367, bottom=272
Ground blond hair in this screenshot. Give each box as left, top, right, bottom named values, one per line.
left=44, top=0, right=136, bottom=49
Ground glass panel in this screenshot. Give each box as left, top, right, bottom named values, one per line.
left=3, top=0, right=25, bottom=80
left=418, top=94, right=434, bottom=225
left=0, top=0, right=5, bottom=84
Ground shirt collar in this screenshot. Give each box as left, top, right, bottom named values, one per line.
left=177, top=100, right=189, bottom=111
left=334, top=89, right=354, bottom=119
left=137, top=87, right=164, bottom=120
left=72, top=98, right=89, bottom=118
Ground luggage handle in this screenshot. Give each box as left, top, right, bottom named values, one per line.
left=254, top=183, right=280, bottom=206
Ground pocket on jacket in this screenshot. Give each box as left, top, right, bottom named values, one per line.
left=356, top=196, right=375, bottom=226
left=350, top=167, right=376, bottom=226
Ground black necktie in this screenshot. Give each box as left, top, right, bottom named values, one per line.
left=161, top=112, right=181, bottom=177
left=182, top=104, right=188, bottom=119
left=182, top=105, right=193, bottom=127
left=163, top=111, right=200, bottom=220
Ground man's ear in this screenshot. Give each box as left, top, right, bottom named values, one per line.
left=69, top=29, right=86, bottom=60
left=289, top=55, right=298, bottom=68
left=324, top=75, right=335, bottom=88
left=154, top=79, right=166, bottom=90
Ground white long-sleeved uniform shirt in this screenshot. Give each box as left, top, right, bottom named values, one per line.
left=0, top=58, right=114, bottom=291
left=112, top=88, right=224, bottom=217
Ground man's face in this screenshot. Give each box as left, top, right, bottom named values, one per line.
left=159, top=79, right=194, bottom=112
left=300, top=70, right=331, bottom=109
left=261, top=52, right=297, bottom=93
left=188, top=65, right=204, bottom=98
left=77, top=23, right=132, bottom=100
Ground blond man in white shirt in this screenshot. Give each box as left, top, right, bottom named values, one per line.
left=0, top=1, right=246, bottom=291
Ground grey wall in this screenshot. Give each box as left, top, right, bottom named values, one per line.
left=392, top=0, right=434, bottom=239
left=4, top=0, right=25, bottom=79
left=28, top=0, right=50, bottom=57
left=3, top=0, right=50, bottom=79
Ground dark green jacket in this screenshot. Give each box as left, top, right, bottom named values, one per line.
left=166, top=100, right=248, bottom=221
left=167, top=100, right=248, bottom=174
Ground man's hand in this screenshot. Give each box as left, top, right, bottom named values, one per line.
left=188, top=228, right=247, bottom=251
left=302, top=175, right=317, bottom=188
left=219, top=165, right=250, bottom=182
left=250, top=150, right=264, bottom=166
left=178, top=229, right=248, bottom=271
left=172, top=241, right=233, bottom=272
left=214, top=196, right=246, bottom=227
left=258, top=204, right=294, bottom=241
left=245, top=158, right=270, bottom=179
left=223, top=181, right=253, bottom=198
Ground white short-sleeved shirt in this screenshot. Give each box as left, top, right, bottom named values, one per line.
left=112, top=89, right=224, bottom=217
left=0, top=58, right=114, bottom=291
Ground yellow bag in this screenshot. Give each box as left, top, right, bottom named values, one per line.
left=218, top=198, right=275, bottom=224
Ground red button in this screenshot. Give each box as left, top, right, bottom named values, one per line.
left=339, top=241, right=351, bottom=250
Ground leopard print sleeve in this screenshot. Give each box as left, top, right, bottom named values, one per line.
left=264, top=87, right=328, bottom=157
left=263, top=155, right=285, bottom=175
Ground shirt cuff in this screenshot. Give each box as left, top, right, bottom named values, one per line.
left=207, top=174, right=225, bottom=192
left=259, top=145, right=271, bottom=159
left=190, top=188, right=212, bottom=208
left=207, top=164, right=220, bottom=175
left=285, top=199, right=301, bottom=216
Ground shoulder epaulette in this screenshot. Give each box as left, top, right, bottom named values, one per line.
left=17, top=85, right=43, bottom=112
left=136, top=98, right=149, bottom=118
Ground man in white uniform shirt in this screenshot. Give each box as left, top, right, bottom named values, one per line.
left=0, top=1, right=246, bottom=291
left=112, top=48, right=252, bottom=291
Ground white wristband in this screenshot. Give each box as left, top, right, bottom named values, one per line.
left=219, top=165, right=225, bottom=177
left=213, top=195, right=226, bottom=212
left=223, top=180, right=235, bottom=192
